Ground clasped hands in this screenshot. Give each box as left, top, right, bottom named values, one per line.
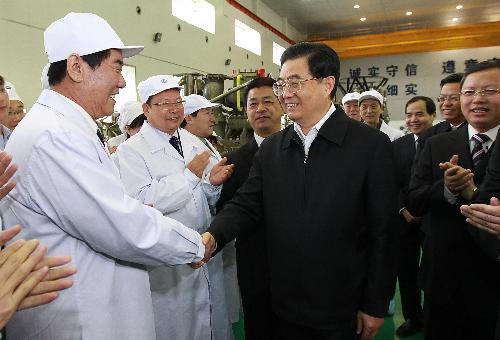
left=439, top=154, right=476, bottom=201
left=187, top=151, right=234, bottom=185
left=190, top=232, right=216, bottom=269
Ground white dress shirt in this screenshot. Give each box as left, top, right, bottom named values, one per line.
left=1, top=89, right=205, bottom=340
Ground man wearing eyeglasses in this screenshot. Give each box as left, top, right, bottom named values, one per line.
left=116, top=75, right=234, bottom=340
left=407, top=60, right=500, bottom=340
left=203, top=42, right=397, bottom=340
left=417, top=73, right=467, bottom=150
left=4, top=82, right=26, bottom=131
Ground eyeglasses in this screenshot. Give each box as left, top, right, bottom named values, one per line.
left=437, top=94, right=460, bottom=103
left=272, top=77, right=322, bottom=96
left=150, top=100, right=185, bottom=109
left=460, top=88, right=500, bottom=97
left=8, top=108, right=26, bottom=116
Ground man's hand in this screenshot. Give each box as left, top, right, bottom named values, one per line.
left=461, top=196, right=500, bottom=236
left=356, top=311, right=384, bottom=340
left=0, top=151, right=17, bottom=200
left=190, top=232, right=217, bottom=269
left=187, top=151, right=210, bottom=178
left=439, top=155, right=474, bottom=195
left=400, top=208, right=420, bottom=224
left=209, top=158, right=234, bottom=186
left=108, top=145, right=118, bottom=154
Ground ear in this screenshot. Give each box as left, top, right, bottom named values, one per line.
left=66, top=54, right=84, bottom=83
left=324, top=76, right=336, bottom=97
left=185, top=114, right=193, bottom=125
left=142, top=103, right=151, bottom=118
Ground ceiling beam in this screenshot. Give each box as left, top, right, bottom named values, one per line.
left=315, top=21, right=500, bottom=59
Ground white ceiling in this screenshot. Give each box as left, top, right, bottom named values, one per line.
left=260, top=0, right=500, bottom=39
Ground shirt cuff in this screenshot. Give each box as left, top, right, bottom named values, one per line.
left=444, top=185, right=459, bottom=204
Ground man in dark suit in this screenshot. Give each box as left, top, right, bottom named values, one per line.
left=216, top=77, right=283, bottom=340
left=202, top=42, right=397, bottom=340
left=392, top=96, right=436, bottom=337
left=417, top=73, right=466, bottom=150
left=407, top=60, right=500, bottom=340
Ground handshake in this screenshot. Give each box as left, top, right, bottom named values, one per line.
left=190, top=232, right=216, bottom=269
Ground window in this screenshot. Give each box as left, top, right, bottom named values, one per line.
left=235, top=19, right=261, bottom=56
left=172, top=0, right=215, bottom=34
left=273, top=42, right=286, bottom=66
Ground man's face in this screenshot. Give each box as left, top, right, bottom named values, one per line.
left=185, top=108, right=215, bottom=138
left=144, top=88, right=184, bottom=135
left=438, top=82, right=463, bottom=125
left=82, top=49, right=126, bottom=119
left=278, top=56, right=333, bottom=129
left=4, top=100, right=26, bottom=130
left=405, top=100, right=435, bottom=136
left=343, top=100, right=361, bottom=121
left=461, top=68, right=500, bottom=132
left=359, top=99, right=383, bottom=126
left=0, top=83, right=9, bottom=120
left=246, top=86, right=283, bottom=137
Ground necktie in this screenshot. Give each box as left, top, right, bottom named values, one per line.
left=471, top=133, right=490, bottom=169
left=96, top=129, right=106, bottom=146
left=170, top=136, right=183, bottom=157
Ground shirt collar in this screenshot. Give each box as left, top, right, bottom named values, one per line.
left=53, top=91, right=99, bottom=133
left=468, top=124, right=500, bottom=143
left=253, top=132, right=265, bottom=147
left=293, top=102, right=336, bottom=140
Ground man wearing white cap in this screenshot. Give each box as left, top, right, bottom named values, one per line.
left=116, top=75, right=234, bottom=339
left=3, top=82, right=26, bottom=131
left=0, top=76, right=12, bottom=149
left=182, top=93, right=235, bottom=339
left=2, top=13, right=210, bottom=340
left=359, top=89, right=404, bottom=141
left=107, top=100, right=145, bottom=153
left=342, top=92, right=361, bottom=121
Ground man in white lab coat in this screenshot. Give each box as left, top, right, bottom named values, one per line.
left=1, top=13, right=209, bottom=340
left=116, top=75, right=234, bottom=339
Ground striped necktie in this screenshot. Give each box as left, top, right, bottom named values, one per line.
left=471, top=133, right=490, bottom=169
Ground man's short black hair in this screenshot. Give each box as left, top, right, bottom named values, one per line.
left=243, top=77, right=276, bottom=105
left=405, top=96, right=436, bottom=115
left=48, top=49, right=112, bottom=86
left=0, top=75, right=4, bottom=87
left=180, top=111, right=198, bottom=128
left=280, top=42, right=340, bottom=100
left=460, top=60, right=500, bottom=89
left=440, top=73, right=463, bottom=88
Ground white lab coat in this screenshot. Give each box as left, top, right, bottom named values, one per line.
left=379, top=120, right=404, bottom=141
left=117, top=123, right=231, bottom=340
left=183, top=130, right=236, bottom=339
left=1, top=89, right=205, bottom=340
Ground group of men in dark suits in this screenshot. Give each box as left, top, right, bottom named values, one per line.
left=404, top=60, right=500, bottom=339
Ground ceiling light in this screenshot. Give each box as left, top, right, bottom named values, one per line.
left=452, top=17, right=459, bottom=22
left=360, top=17, right=366, bottom=22
left=354, top=4, right=360, bottom=9
left=456, top=5, right=463, bottom=10
left=406, top=11, right=413, bottom=16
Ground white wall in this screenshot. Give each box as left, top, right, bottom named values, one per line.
left=340, top=46, right=500, bottom=131
left=0, top=0, right=303, bottom=107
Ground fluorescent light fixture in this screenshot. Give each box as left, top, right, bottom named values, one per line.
left=360, top=17, right=366, bottom=21
left=406, top=11, right=413, bottom=16
left=354, top=4, right=360, bottom=9
left=456, top=5, right=463, bottom=10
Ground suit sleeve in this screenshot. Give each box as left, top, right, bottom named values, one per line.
left=208, top=148, right=264, bottom=251
left=360, top=137, right=398, bottom=317
left=407, top=138, right=451, bottom=216
left=215, top=152, right=240, bottom=212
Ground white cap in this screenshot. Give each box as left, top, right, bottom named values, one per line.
left=341, top=92, right=360, bottom=105
left=183, top=94, right=221, bottom=116
left=44, top=12, right=144, bottom=63
left=359, top=90, right=384, bottom=106
left=5, top=82, right=22, bottom=102
left=41, top=63, right=50, bottom=90
left=117, top=101, right=144, bottom=133
left=137, top=75, right=182, bottom=104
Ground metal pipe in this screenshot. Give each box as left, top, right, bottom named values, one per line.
left=209, top=80, right=253, bottom=102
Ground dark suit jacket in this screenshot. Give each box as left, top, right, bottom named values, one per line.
left=472, top=128, right=500, bottom=263
left=208, top=108, right=398, bottom=329
left=407, top=127, right=499, bottom=314
left=216, top=137, right=269, bottom=293
left=417, top=120, right=467, bottom=150
left=393, top=133, right=417, bottom=214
